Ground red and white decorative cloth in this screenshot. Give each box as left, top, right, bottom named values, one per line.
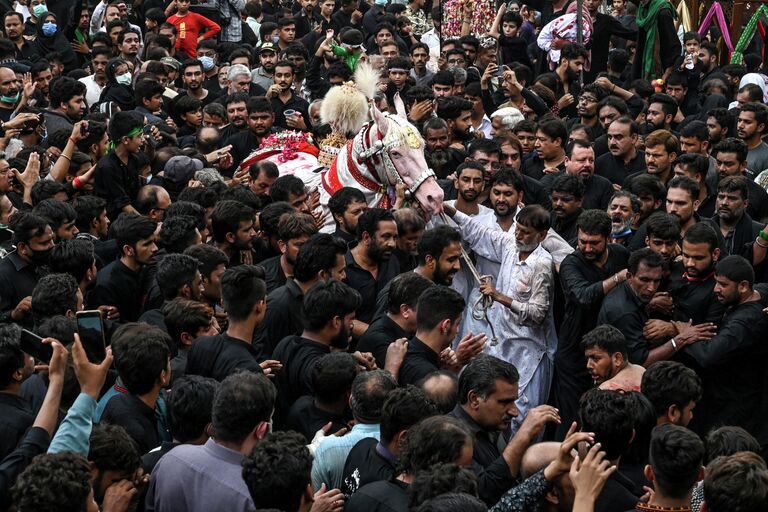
left=537, top=3, right=593, bottom=70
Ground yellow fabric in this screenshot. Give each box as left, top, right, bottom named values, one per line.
left=676, top=0, right=693, bottom=32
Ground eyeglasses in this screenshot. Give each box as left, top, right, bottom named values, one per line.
left=447, top=59, right=465, bottom=64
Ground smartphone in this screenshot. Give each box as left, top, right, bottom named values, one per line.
left=20, top=329, right=52, bottom=363
left=76, top=310, right=107, bottom=364
left=80, top=124, right=88, bottom=137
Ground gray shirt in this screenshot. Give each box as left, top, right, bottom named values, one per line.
left=251, top=67, right=274, bottom=91
left=747, top=141, right=768, bottom=176
left=146, top=438, right=255, bottom=512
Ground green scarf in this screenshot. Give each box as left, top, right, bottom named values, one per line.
left=636, top=0, right=676, bottom=79
left=330, top=44, right=363, bottom=72
left=108, top=126, right=144, bottom=152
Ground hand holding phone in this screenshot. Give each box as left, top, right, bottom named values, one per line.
left=20, top=329, right=53, bottom=363
left=76, top=310, right=107, bottom=364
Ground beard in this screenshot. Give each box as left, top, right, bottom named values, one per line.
left=516, top=240, right=539, bottom=253
left=426, top=148, right=451, bottom=178
left=330, top=324, right=350, bottom=349
left=458, top=187, right=478, bottom=202
left=433, top=265, right=457, bottom=286
left=368, top=241, right=391, bottom=263
left=611, top=215, right=633, bottom=235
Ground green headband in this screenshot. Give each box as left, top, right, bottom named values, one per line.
left=108, top=126, right=144, bottom=152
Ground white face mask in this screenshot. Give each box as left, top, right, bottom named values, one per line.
left=116, top=72, right=132, bottom=85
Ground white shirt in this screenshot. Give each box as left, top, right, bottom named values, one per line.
left=78, top=75, right=105, bottom=108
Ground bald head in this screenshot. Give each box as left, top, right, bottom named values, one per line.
left=521, top=441, right=560, bottom=478
left=419, top=371, right=458, bottom=414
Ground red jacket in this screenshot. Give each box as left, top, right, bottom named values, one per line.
left=167, top=12, right=220, bottom=58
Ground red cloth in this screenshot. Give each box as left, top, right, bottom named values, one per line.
left=167, top=12, right=220, bottom=58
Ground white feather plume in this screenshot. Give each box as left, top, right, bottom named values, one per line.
left=353, top=63, right=379, bottom=101
left=319, top=63, right=381, bottom=136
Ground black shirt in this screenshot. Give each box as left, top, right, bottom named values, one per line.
left=141, top=441, right=181, bottom=474
left=597, top=282, right=650, bottom=365
left=270, top=91, right=310, bottom=132
left=344, top=478, right=409, bottom=512
left=89, top=260, right=145, bottom=323
left=93, top=151, right=142, bottom=221
left=521, top=153, right=565, bottom=181
left=357, top=315, right=409, bottom=369
left=541, top=172, right=614, bottom=211
left=343, top=248, right=400, bottom=325
left=711, top=212, right=764, bottom=258
left=0, top=252, right=43, bottom=325
left=449, top=405, right=517, bottom=505
left=342, top=438, right=396, bottom=497
left=397, top=337, right=439, bottom=386
left=552, top=209, right=582, bottom=247
left=666, top=261, right=725, bottom=325
left=0, top=392, right=34, bottom=461
left=271, top=335, right=330, bottom=424
left=554, top=244, right=630, bottom=437
left=223, top=129, right=261, bottom=173
left=186, top=333, right=263, bottom=382
left=284, top=395, right=348, bottom=443
left=100, top=392, right=161, bottom=455
left=259, top=254, right=287, bottom=293
left=680, top=300, right=768, bottom=445
left=252, top=278, right=304, bottom=360
left=595, top=151, right=646, bottom=186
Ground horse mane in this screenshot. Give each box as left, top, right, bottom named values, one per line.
left=320, top=63, right=379, bottom=136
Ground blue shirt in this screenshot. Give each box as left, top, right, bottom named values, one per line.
left=311, top=422, right=380, bottom=491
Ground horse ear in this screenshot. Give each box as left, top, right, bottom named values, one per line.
left=393, top=92, right=407, bottom=119
left=371, top=102, right=389, bottom=136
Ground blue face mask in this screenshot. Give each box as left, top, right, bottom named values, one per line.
left=375, top=0, right=387, bottom=5
left=0, top=92, right=20, bottom=104
left=272, top=35, right=279, bottom=44
left=32, top=4, right=47, bottom=17
left=42, top=22, right=57, bottom=37
left=116, top=72, right=132, bottom=85
left=199, top=55, right=215, bottom=71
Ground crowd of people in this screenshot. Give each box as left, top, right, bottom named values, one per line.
left=0, top=0, right=767, bottom=511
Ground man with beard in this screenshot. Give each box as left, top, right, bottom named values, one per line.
left=498, top=133, right=552, bottom=210
left=644, top=94, right=678, bottom=134
left=624, top=174, right=667, bottom=231
left=570, top=84, right=609, bottom=140
left=218, top=92, right=249, bottom=142
left=89, top=213, right=159, bottom=323
left=679, top=255, right=768, bottom=446
left=521, top=117, right=567, bottom=181
left=259, top=212, right=317, bottom=293
left=3, top=12, right=38, bottom=62
left=553, top=43, right=588, bottom=119
left=436, top=96, right=473, bottom=152
left=679, top=121, right=719, bottom=197
left=550, top=173, right=585, bottom=246
left=424, top=118, right=455, bottom=179
left=177, top=60, right=213, bottom=107
left=627, top=129, right=679, bottom=187
left=267, top=61, right=310, bottom=132
left=211, top=200, right=258, bottom=267
left=446, top=201, right=557, bottom=433
left=43, top=76, right=86, bottom=136
left=714, top=138, right=768, bottom=223
left=328, top=187, right=367, bottom=244
left=0, top=212, right=53, bottom=327
left=272, top=279, right=365, bottom=421
left=737, top=103, right=768, bottom=177
left=553, top=209, right=630, bottom=438
left=598, top=247, right=714, bottom=367
left=544, top=139, right=614, bottom=211
left=607, top=190, right=640, bottom=246
left=581, top=324, right=645, bottom=392
left=706, top=107, right=733, bottom=149
left=712, top=176, right=763, bottom=258
left=345, top=208, right=400, bottom=325
left=398, top=285, right=485, bottom=387
left=224, top=97, right=277, bottom=174
left=596, top=116, right=646, bottom=187
left=252, top=42, right=278, bottom=91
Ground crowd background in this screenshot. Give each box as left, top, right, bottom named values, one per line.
left=0, top=0, right=766, bottom=511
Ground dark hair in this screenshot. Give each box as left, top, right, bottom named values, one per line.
left=312, top=352, right=358, bottom=405
left=211, top=200, right=254, bottom=244
left=108, top=110, right=144, bottom=142
left=350, top=369, right=398, bottom=423
left=162, top=297, right=213, bottom=348
left=111, top=323, right=170, bottom=395
left=580, top=324, right=628, bottom=358
left=431, top=69, right=456, bottom=87
left=707, top=107, right=735, bottom=136
left=242, top=431, right=312, bottom=511
left=414, top=493, right=486, bottom=512
left=48, top=76, right=86, bottom=109
left=644, top=213, right=679, bottom=242
left=628, top=247, right=665, bottom=275
left=490, top=168, right=524, bottom=191
left=259, top=201, right=294, bottom=237
left=88, top=423, right=141, bottom=474
left=648, top=424, right=704, bottom=498
left=32, top=199, right=76, bottom=234
left=715, top=254, right=754, bottom=287
left=388, top=272, right=434, bottom=315
left=10, top=211, right=50, bottom=246
left=704, top=426, right=761, bottom=465
left=435, top=96, right=473, bottom=121
left=609, top=190, right=641, bottom=214
left=607, top=48, right=629, bottom=74
left=680, top=222, right=717, bottom=252
left=221, top=265, right=266, bottom=321
left=328, top=186, right=366, bottom=218
left=416, top=285, right=465, bottom=331
left=680, top=120, right=709, bottom=142
left=76, top=120, right=107, bottom=154
left=648, top=93, right=679, bottom=118
left=380, top=385, right=438, bottom=444
left=302, top=279, right=362, bottom=332
left=667, top=175, right=700, bottom=202
left=561, top=42, right=588, bottom=60
left=0, top=324, right=24, bottom=389
left=50, top=239, right=95, bottom=284
left=12, top=452, right=93, bottom=511
left=213, top=370, right=276, bottom=444
left=409, top=464, right=479, bottom=508
left=467, top=137, right=500, bottom=158
left=293, top=233, right=347, bottom=283
left=134, top=79, right=164, bottom=106
left=246, top=95, right=273, bottom=115
left=156, top=253, right=200, bottom=300
left=577, top=209, right=611, bottom=237
left=641, top=361, right=702, bottom=418
left=713, top=137, right=749, bottom=163
left=270, top=175, right=305, bottom=203
left=673, top=153, right=709, bottom=178
left=625, top=174, right=666, bottom=204
left=30, top=180, right=66, bottom=206
left=551, top=173, right=585, bottom=199
left=169, top=375, right=218, bottom=443
left=703, top=452, right=768, bottom=512
left=158, top=215, right=200, bottom=254
left=739, top=102, right=768, bottom=128
left=537, top=117, right=568, bottom=147
left=110, top=213, right=157, bottom=254
left=717, top=175, right=749, bottom=201
left=183, top=244, right=228, bottom=281
left=579, top=389, right=635, bottom=459
left=356, top=207, right=395, bottom=239
left=458, top=353, right=519, bottom=406
left=277, top=212, right=316, bottom=242
left=416, top=225, right=461, bottom=266
left=31, top=273, right=79, bottom=324
left=398, top=416, right=471, bottom=474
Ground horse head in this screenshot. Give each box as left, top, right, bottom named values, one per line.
left=369, top=93, right=444, bottom=215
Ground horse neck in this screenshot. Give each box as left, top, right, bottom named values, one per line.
left=342, top=124, right=385, bottom=186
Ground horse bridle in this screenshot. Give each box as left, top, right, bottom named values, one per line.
left=355, top=116, right=436, bottom=197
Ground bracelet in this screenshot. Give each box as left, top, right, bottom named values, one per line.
left=612, top=84, right=616, bottom=93
left=757, top=237, right=768, bottom=249
left=613, top=274, right=619, bottom=284
left=68, top=137, right=78, bottom=145
left=759, top=230, right=768, bottom=243
left=670, top=338, right=678, bottom=350
left=73, top=176, right=82, bottom=189
left=60, top=153, right=71, bottom=162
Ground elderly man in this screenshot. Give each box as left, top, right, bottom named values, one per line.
left=491, top=107, right=525, bottom=136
